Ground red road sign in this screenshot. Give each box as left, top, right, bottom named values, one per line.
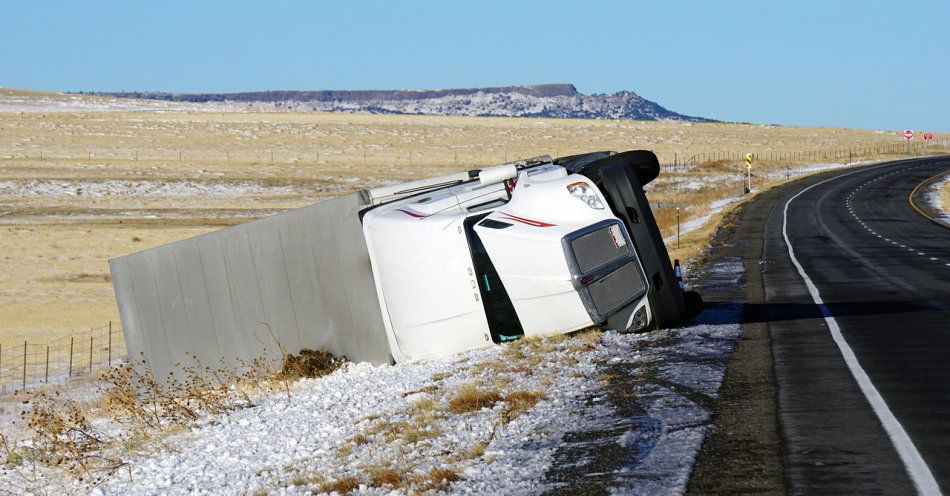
left=923, top=133, right=933, bottom=140
left=904, top=130, right=913, bottom=140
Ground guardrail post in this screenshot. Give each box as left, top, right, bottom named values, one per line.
left=22, top=341, right=27, bottom=389
left=108, top=321, right=112, bottom=366
left=69, top=337, right=74, bottom=377
left=45, top=346, right=49, bottom=383
left=89, top=335, right=93, bottom=373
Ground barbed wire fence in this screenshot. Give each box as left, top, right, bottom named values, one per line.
left=656, top=137, right=950, bottom=171
left=0, top=323, right=126, bottom=394
left=5, top=137, right=949, bottom=171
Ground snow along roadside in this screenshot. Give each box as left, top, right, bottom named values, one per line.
left=923, top=175, right=950, bottom=224
left=1, top=260, right=743, bottom=496
left=663, top=161, right=863, bottom=244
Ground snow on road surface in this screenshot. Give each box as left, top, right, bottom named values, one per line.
left=1, top=260, right=743, bottom=496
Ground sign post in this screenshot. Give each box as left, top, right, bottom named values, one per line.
left=904, top=130, right=913, bottom=155
left=653, top=202, right=688, bottom=248
left=744, top=153, right=753, bottom=193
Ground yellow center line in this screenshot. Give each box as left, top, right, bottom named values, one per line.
left=908, top=169, right=950, bottom=228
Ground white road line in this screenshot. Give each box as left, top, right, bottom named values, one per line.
left=782, top=168, right=942, bottom=496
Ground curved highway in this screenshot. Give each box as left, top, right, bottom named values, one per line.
left=690, top=156, right=950, bottom=495
left=767, top=157, right=950, bottom=494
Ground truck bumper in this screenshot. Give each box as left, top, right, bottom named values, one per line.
left=573, top=151, right=691, bottom=329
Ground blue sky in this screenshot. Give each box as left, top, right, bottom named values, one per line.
left=1, top=1, right=947, bottom=131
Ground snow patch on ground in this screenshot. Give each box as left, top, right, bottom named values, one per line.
left=0, top=179, right=367, bottom=198
left=0, top=94, right=251, bottom=114
left=663, top=196, right=740, bottom=243
left=764, top=160, right=862, bottom=179
left=0, top=179, right=286, bottom=198
left=662, top=161, right=875, bottom=244
left=0, top=260, right=743, bottom=495
left=923, top=176, right=950, bottom=223
left=546, top=258, right=744, bottom=495
left=648, top=175, right=732, bottom=192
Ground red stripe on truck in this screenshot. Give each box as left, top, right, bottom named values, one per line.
left=498, top=212, right=556, bottom=227
left=396, top=208, right=426, bottom=218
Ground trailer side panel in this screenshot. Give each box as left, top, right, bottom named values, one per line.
left=110, top=193, right=390, bottom=382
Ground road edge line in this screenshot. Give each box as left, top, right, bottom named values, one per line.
left=781, top=165, right=942, bottom=496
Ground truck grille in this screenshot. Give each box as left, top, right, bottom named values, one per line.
left=587, top=262, right=645, bottom=316
left=570, top=225, right=630, bottom=273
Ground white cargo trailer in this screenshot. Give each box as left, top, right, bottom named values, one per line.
left=110, top=150, right=701, bottom=381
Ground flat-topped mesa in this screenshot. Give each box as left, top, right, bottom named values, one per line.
left=91, top=84, right=714, bottom=122
left=100, top=84, right=581, bottom=103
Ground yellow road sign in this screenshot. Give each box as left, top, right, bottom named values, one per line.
left=745, top=153, right=753, bottom=168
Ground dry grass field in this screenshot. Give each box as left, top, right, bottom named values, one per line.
left=1, top=86, right=948, bottom=347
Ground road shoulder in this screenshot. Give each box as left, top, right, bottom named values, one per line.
left=686, top=184, right=789, bottom=495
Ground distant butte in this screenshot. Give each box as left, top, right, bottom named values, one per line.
left=93, top=84, right=716, bottom=122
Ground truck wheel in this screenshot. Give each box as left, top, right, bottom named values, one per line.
left=683, top=291, right=703, bottom=320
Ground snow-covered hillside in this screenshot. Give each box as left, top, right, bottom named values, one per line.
left=97, top=84, right=716, bottom=122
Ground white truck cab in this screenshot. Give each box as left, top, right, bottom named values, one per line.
left=361, top=151, right=697, bottom=362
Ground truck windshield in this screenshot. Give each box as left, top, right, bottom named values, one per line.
left=464, top=214, right=524, bottom=343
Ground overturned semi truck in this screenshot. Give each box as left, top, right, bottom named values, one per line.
left=110, top=150, right=702, bottom=381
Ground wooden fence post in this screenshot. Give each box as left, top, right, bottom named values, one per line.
left=22, top=341, right=27, bottom=389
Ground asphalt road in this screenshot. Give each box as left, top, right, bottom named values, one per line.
left=690, top=156, right=950, bottom=495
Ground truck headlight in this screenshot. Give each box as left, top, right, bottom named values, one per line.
left=632, top=305, right=649, bottom=331
left=567, top=182, right=605, bottom=210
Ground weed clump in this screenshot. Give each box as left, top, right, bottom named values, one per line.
left=369, top=467, right=403, bottom=487
left=447, top=384, right=503, bottom=414
left=278, top=348, right=346, bottom=380
left=318, top=475, right=361, bottom=494
left=1, top=434, right=24, bottom=467
left=418, top=466, right=462, bottom=491
left=21, top=391, right=125, bottom=481
left=501, top=390, right=545, bottom=424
